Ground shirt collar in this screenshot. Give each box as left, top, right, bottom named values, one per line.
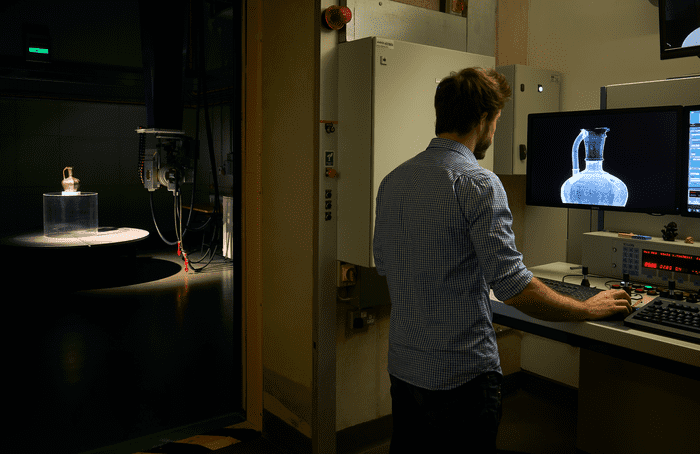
left=427, top=137, right=477, bottom=164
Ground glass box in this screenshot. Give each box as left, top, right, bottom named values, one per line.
left=43, top=192, right=98, bottom=237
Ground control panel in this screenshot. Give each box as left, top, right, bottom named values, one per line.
left=582, top=231, right=700, bottom=291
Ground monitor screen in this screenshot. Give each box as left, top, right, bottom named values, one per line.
left=526, top=106, right=684, bottom=214
left=683, top=104, right=700, bottom=216
left=659, top=0, right=700, bottom=60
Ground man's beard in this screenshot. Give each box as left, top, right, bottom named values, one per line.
left=473, top=131, right=492, bottom=160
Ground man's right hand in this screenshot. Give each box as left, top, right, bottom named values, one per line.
left=583, top=288, right=633, bottom=320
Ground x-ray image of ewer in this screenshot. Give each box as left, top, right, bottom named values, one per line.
left=560, top=127, right=629, bottom=206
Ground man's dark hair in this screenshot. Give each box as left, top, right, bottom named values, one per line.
left=434, top=67, right=512, bottom=136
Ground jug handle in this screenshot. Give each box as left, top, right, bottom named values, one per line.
left=63, top=166, right=71, bottom=180
left=571, top=131, right=584, bottom=176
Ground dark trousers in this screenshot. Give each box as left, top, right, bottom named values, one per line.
left=389, top=372, right=503, bottom=453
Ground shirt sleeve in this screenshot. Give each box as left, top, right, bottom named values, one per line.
left=456, top=172, right=532, bottom=301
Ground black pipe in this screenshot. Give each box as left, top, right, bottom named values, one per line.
left=138, top=0, right=188, bottom=130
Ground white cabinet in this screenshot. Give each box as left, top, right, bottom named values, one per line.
left=337, top=37, right=495, bottom=267
left=494, top=64, right=562, bottom=175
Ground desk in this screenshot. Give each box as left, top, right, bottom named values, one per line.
left=491, top=262, right=700, bottom=454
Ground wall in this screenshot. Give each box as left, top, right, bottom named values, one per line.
left=260, top=0, right=318, bottom=445
left=529, top=0, right=698, bottom=112
left=495, top=0, right=529, bottom=257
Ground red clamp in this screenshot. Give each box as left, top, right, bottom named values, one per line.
left=177, top=242, right=189, bottom=272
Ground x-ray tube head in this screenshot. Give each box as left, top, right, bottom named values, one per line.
left=137, top=128, right=195, bottom=194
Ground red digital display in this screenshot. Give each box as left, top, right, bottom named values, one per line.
left=642, top=249, right=700, bottom=275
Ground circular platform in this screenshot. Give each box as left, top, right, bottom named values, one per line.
left=1, top=227, right=149, bottom=248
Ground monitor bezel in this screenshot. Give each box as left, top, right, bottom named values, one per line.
left=659, top=0, right=700, bottom=60
left=525, top=105, right=685, bottom=215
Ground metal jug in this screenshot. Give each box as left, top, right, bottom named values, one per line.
left=62, top=166, right=80, bottom=192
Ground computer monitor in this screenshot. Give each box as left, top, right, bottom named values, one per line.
left=659, top=0, right=700, bottom=60
left=526, top=106, right=684, bottom=214
left=683, top=104, right=700, bottom=216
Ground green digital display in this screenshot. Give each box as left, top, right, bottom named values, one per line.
left=29, top=47, right=49, bottom=54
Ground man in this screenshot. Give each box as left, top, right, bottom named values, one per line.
left=372, top=67, right=632, bottom=453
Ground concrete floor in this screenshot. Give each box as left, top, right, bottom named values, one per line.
left=215, top=372, right=579, bottom=454
left=3, top=238, right=240, bottom=454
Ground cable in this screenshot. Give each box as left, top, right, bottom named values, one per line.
left=174, top=188, right=221, bottom=273
left=187, top=215, right=220, bottom=268
left=175, top=191, right=181, bottom=243
left=150, top=191, right=178, bottom=246
left=198, top=0, right=221, bottom=218
left=177, top=193, right=191, bottom=272
left=185, top=214, right=213, bottom=232
left=188, top=228, right=217, bottom=263
left=192, top=244, right=219, bottom=272
left=182, top=80, right=201, bottom=237
left=138, top=131, right=146, bottom=184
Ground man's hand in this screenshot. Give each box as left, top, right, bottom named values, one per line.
left=504, top=277, right=633, bottom=321
left=582, top=288, right=633, bottom=320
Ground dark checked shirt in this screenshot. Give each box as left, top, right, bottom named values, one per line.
left=373, top=138, right=532, bottom=391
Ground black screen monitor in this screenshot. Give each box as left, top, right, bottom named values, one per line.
left=526, top=106, right=684, bottom=215
left=659, top=0, right=700, bottom=60
left=683, top=104, right=700, bottom=216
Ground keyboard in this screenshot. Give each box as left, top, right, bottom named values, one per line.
left=538, top=277, right=604, bottom=300
left=624, top=297, right=700, bottom=344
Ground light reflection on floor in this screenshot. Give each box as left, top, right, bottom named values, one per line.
left=5, top=246, right=238, bottom=453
